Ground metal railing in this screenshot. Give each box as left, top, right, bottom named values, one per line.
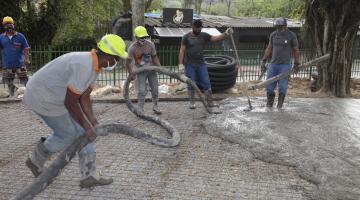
left=2, top=45, right=360, bottom=86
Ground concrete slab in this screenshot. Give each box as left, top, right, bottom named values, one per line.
left=0, top=98, right=354, bottom=199
left=203, top=97, right=360, bottom=200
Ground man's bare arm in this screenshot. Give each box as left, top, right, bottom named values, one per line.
left=261, top=44, right=273, bottom=61
left=178, top=44, right=186, bottom=64
left=79, top=87, right=98, bottom=127
left=152, top=55, right=161, bottom=66
left=293, top=47, right=300, bottom=64
left=64, top=87, right=96, bottom=142
left=210, top=33, right=227, bottom=42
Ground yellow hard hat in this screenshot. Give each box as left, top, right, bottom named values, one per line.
left=2, top=16, right=14, bottom=24
left=97, top=34, right=128, bottom=59
left=134, top=26, right=149, bottom=38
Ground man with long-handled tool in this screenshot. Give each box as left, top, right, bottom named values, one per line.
left=23, top=34, right=128, bottom=188
left=260, top=17, right=300, bottom=109
left=178, top=19, right=233, bottom=110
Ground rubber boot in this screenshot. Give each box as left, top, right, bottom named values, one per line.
left=138, top=98, right=145, bottom=112
left=8, top=84, right=16, bottom=99
left=266, top=93, right=275, bottom=107
left=79, top=153, right=113, bottom=188
left=204, top=90, right=218, bottom=107
left=152, top=98, right=162, bottom=115
left=26, top=137, right=51, bottom=177
left=277, top=93, right=286, bottom=109
left=189, top=90, right=196, bottom=109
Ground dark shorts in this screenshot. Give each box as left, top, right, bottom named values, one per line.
left=2, top=67, right=28, bottom=85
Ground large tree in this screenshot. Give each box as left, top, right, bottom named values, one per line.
left=304, top=0, right=360, bottom=97
left=131, top=0, right=145, bottom=35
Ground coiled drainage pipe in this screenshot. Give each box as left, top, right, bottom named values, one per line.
left=12, top=66, right=212, bottom=200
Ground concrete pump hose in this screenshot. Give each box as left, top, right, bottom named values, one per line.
left=12, top=66, right=211, bottom=200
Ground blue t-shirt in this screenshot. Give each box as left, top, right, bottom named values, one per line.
left=0, top=32, right=30, bottom=68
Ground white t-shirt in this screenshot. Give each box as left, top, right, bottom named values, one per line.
left=24, top=50, right=101, bottom=116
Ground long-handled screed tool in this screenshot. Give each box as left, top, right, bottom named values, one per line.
left=229, top=30, right=253, bottom=111
left=248, top=54, right=330, bottom=91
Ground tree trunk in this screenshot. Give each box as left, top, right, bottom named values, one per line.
left=303, top=0, right=360, bottom=97
left=131, top=0, right=145, bottom=40
left=227, top=1, right=231, bottom=16
left=122, top=0, right=131, bottom=13
left=145, top=0, right=153, bottom=12
left=194, top=0, right=202, bottom=14
left=183, top=0, right=192, bottom=9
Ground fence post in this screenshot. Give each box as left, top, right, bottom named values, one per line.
left=47, top=45, right=52, bottom=62
left=113, top=69, right=116, bottom=86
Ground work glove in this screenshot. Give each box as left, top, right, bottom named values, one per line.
left=178, top=64, right=185, bottom=74
left=225, top=27, right=234, bottom=36
left=293, top=63, right=300, bottom=74
left=260, top=60, right=267, bottom=74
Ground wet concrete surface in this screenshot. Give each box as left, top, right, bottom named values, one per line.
left=0, top=100, right=318, bottom=200
left=203, top=97, right=360, bottom=200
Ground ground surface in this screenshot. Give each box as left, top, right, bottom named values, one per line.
left=2, top=101, right=316, bottom=200
left=0, top=78, right=359, bottom=200
left=204, top=97, right=360, bottom=200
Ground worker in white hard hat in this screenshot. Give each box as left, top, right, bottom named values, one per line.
left=23, top=34, right=127, bottom=188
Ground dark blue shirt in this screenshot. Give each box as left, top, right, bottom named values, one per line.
left=0, top=32, right=30, bottom=68
left=269, top=30, right=298, bottom=64
left=181, top=32, right=211, bottom=65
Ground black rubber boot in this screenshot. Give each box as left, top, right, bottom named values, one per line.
left=26, top=137, right=51, bottom=177
left=152, top=98, right=162, bottom=115
left=138, top=98, right=145, bottom=112
left=80, top=176, right=113, bottom=188
left=204, top=90, right=219, bottom=107
left=266, top=93, right=275, bottom=107
left=189, top=90, right=196, bottom=109
left=8, top=84, right=16, bottom=99
left=277, top=93, right=286, bottom=109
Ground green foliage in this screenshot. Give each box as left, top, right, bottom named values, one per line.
left=165, top=0, right=182, bottom=8
left=147, top=0, right=163, bottom=13
left=207, top=3, right=237, bottom=16
left=52, top=0, right=123, bottom=45
left=0, top=1, right=22, bottom=24
left=204, top=0, right=305, bottom=19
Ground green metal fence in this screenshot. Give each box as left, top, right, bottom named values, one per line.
left=2, top=45, right=360, bottom=86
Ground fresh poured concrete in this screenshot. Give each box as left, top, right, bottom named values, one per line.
left=1, top=98, right=359, bottom=199
left=203, top=97, right=360, bottom=200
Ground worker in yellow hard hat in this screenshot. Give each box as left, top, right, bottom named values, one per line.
left=0, top=16, right=31, bottom=99
left=23, top=34, right=127, bottom=188
left=126, top=26, right=162, bottom=114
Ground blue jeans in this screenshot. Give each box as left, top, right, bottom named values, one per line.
left=137, top=71, right=159, bottom=100
left=266, top=63, right=291, bottom=95
left=36, top=112, right=96, bottom=166
left=185, top=63, right=211, bottom=91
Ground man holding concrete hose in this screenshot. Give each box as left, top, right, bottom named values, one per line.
left=178, top=19, right=233, bottom=109
left=23, top=34, right=128, bottom=188
left=260, top=17, right=300, bottom=108
left=126, top=26, right=162, bottom=114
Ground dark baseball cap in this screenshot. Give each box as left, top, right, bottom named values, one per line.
left=192, top=19, right=203, bottom=28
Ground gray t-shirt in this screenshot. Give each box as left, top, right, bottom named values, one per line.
left=269, top=30, right=299, bottom=64
left=128, top=40, right=157, bottom=67
left=181, top=32, right=211, bottom=65
left=24, top=51, right=100, bottom=116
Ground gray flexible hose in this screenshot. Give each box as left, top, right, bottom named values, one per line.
left=12, top=66, right=212, bottom=200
